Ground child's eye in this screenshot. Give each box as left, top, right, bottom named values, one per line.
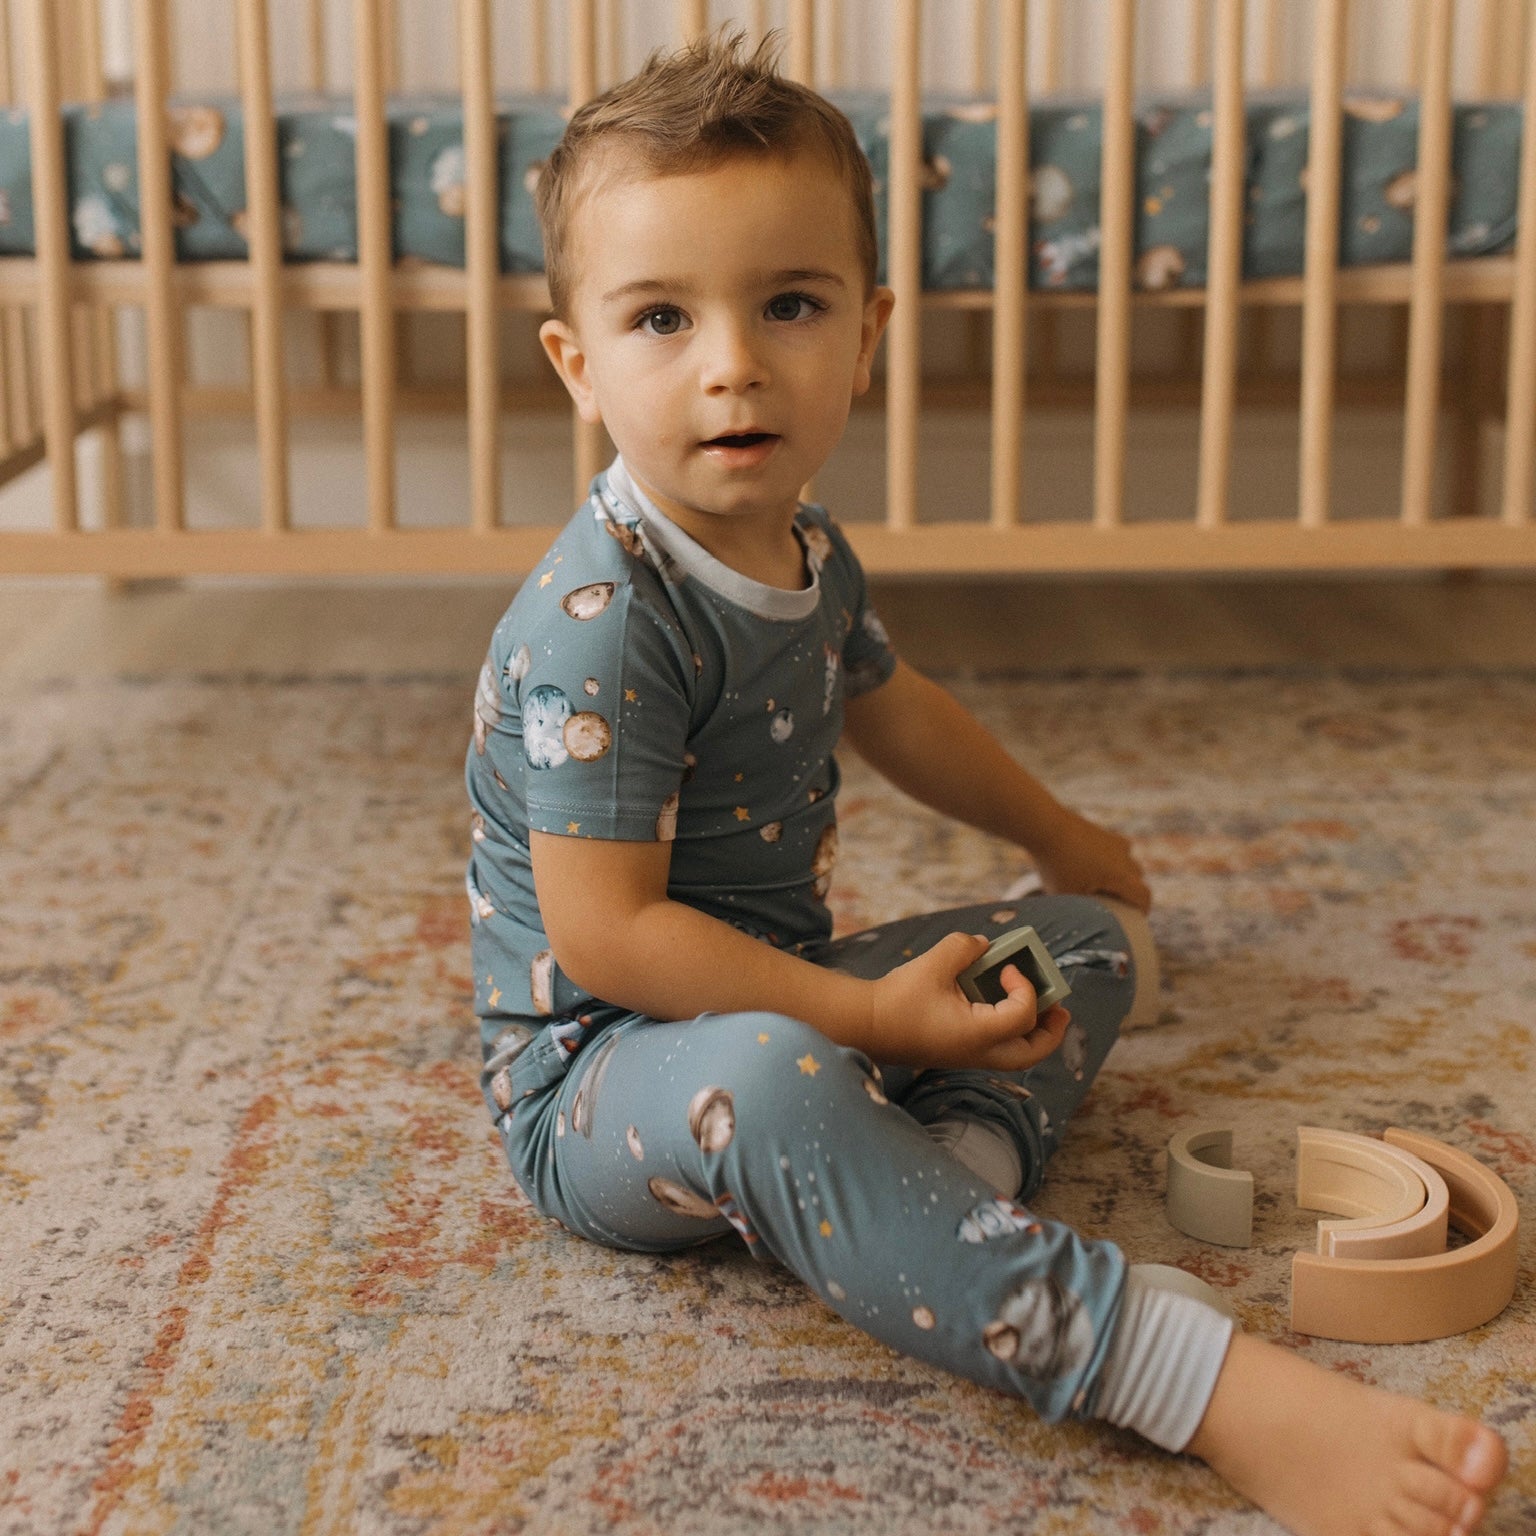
left=765, top=292, right=823, bottom=322
left=637, top=306, right=688, bottom=337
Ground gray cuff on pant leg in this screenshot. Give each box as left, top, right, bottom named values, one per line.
left=927, top=1117, right=1024, bottom=1196
left=1089, top=1265, right=1236, bottom=1452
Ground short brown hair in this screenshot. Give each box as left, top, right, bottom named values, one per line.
left=535, top=28, right=878, bottom=318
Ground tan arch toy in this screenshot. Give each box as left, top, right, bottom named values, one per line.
left=1164, top=1124, right=1520, bottom=1344
left=1297, top=1125, right=1449, bottom=1261
left=1292, top=1128, right=1520, bottom=1343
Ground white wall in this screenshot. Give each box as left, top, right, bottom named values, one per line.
left=99, top=1, right=1513, bottom=99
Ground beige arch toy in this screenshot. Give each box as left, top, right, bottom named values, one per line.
left=1291, top=1128, right=1521, bottom=1344
left=1297, top=1126, right=1450, bottom=1261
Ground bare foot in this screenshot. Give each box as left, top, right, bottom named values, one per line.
left=1186, top=1332, right=1508, bottom=1536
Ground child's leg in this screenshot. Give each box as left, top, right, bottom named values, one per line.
left=500, top=1008, right=1128, bottom=1425
left=493, top=1007, right=1511, bottom=1535
left=807, top=894, right=1134, bottom=1199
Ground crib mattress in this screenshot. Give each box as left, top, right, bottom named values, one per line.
left=0, top=88, right=1521, bottom=292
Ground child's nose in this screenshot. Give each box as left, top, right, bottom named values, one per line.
left=700, top=322, right=767, bottom=394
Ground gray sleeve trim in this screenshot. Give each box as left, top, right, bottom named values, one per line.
left=1090, top=1268, right=1235, bottom=1453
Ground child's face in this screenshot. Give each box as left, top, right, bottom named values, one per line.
left=540, top=148, right=894, bottom=545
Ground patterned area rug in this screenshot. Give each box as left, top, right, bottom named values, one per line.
left=2, top=669, right=1533, bottom=1535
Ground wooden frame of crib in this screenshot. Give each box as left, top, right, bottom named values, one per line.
left=0, top=0, right=1533, bottom=577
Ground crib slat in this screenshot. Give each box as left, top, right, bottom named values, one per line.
left=1299, top=0, right=1347, bottom=530
left=885, top=0, right=922, bottom=532
left=679, top=0, right=708, bottom=42
left=462, top=0, right=500, bottom=534
left=3, top=309, right=36, bottom=458
left=237, top=0, right=291, bottom=535
left=1503, top=0, right=1530, bottom=100
left=133, top=0, right=185, bottom=533
left=1197, top=0, right=1246, bottom=531
left=306, top=0, right=345, bottom=393
left=1093, top=0, right=1136, bottom=531
left=1188, top=0, right=1210, bottom=88
left=1475, top=0, right=1501, bottom=96
left=1401, top=0, right=1455, bottom=527
left=825, top=0, right=844, bottom=87
left=970, top=0, right=987, bottom=94
left=1042, top=0, right=1064, bottom=91
left=597, top=0, right=618, bottom=88
left=989, top=0, right=1027, bottom=529
left=788, top=0, right=815, bottom=85
left=1409, top=0, right=1428, bottom=91
left=1260, top=0, right=1284, bottom=86
left=528, top=0, right=548, bottom=94
left=307, top=0, right=327, bottom=89
left=1503, top=0, right=1536, bottom=524
left=354, top=0, right=396, bottom=532
left=568, top=0, right=604, bottom=504
left=75, top=0, right=125, bottom=533
left=0, top=0, right=22, bottom=461
left=25, top=0, right=78, bottom=528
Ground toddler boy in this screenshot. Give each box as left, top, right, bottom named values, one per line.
left=466, top=32, right=1506, bottom=1536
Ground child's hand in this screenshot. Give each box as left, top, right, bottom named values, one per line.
left=1033, top=807, right=1151, bottom=912
left=869, top=932, right=1072, bottom=1070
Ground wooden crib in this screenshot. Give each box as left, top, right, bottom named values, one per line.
left=0, top=0, right=1534, bottom=578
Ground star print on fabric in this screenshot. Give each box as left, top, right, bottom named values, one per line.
left=819, top=1220, right=833, bottom=1237
left=734, top=772, right=745, bottom=783
left=488, top=987, right=501, bottom=1008
left=567, top=821, right=581, bottom=834
left=797, top=1053, right=820, bottom=1076
left=538, top=571, right=554, bottom=588
left=757, top=1032, right=771, bottom=1044
left=733, top=806, right=750, bottom=822
left=624, top=688, right=637, bottom=702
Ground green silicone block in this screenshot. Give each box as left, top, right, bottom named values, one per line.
left=957, top=925, right=1071, bottom=1010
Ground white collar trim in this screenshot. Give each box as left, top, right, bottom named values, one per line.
left=600, top=457, right=821, bottom=622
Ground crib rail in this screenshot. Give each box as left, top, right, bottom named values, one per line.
left=0, top=0, right=1534, bottom=577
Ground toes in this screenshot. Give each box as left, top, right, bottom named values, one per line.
left=1413, top=1413, right=1508, bottom=1495
left=1386, top=1468, right=1484, bottom=1536
left=1379, top=1496, right=1446, bottom=1536
left=1455, top=1427, right=1508, bottom=1494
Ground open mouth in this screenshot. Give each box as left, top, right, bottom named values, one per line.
left=704, top=432, right=776, bottom=449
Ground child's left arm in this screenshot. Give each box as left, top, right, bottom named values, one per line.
left=843, top=659, right=1151, bottom=910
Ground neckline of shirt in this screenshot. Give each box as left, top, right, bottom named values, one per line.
left=601, top=457, right=822, bottom=624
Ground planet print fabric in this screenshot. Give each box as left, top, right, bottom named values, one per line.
left=0, top=88, right=1519, bottom=290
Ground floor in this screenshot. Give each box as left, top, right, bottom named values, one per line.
left=2, top=572, right=1534, bottom=681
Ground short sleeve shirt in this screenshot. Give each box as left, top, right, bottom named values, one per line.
left=466, top=457, right=897, bottom=1039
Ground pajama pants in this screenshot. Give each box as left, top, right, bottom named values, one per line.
left=487, top=894, right=1136, bottom=1425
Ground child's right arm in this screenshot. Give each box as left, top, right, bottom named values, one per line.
left=530, top=831, right=1071, bottom=1072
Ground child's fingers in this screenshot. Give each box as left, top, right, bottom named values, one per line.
left=928, top=929, right=991, bottom=979
left=985, top=961, right=1039, bottom=1022
left=966, top=962, right=1044, bottom=1044
left=975, top=1008, right=1070, bottom=1071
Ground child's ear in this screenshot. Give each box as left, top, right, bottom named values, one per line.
left=539, top=318, right=603, bottom=424
left=852, top=286, right=897, bottom=397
